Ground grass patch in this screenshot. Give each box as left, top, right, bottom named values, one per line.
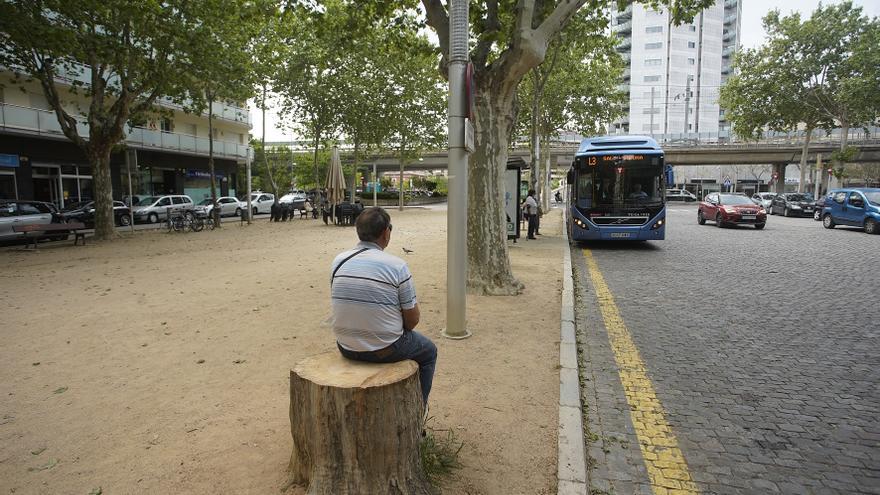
left=419, top=424, right=464, bottom=487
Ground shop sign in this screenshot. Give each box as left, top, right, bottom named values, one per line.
left=186, top=169, right=224, bottom=179
left=0, top=154, right=20, bottom=168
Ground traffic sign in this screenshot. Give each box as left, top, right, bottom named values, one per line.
left=723, top=178, right=731, bottom=187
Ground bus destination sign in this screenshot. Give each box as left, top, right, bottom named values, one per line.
left=586, top=154, right=647, bottom=166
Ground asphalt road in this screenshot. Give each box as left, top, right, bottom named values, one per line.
left=573, top=203, right=879, bottom=495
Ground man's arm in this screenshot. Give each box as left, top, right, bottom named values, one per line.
left=402, top=304, right=420, bottom=331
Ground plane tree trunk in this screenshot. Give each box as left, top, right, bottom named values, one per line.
left=468, top=81, right=524, bottom=295
left=87, top=146, right=117, bottom=240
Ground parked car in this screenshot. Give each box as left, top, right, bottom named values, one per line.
left=698, top=192, right=766, bottom=229
left=61, top=200, right=131, bottom=227
left=131, top=195, right=194, bottom=224
left=242, top=192, right=275, bottom=215
left=770, top=193, right=816, bottom=217
left=821, top=188, right=880, bottom=234
left=279, top=192, right=307, bottom=209
left=195, top=196, right=243, bottom=217
left=751, top=192, right=776, bottom=213
left=0, top=200, right=63, bottom=242
left=666, top=189, right=697, bottom=202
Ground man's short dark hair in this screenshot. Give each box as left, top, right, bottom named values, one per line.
left=356, top=207, right=391, bottom=242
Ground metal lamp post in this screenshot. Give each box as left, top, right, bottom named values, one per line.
left=442, top=0, right=471, bottom=339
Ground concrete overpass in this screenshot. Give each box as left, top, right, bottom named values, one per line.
left=356, top=140, right=880, bottom=174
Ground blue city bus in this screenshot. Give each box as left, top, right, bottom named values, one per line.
left=567, top=136, right=666, bottom=241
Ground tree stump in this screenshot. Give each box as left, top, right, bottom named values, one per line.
left=289, top=351, right=431, bottom=494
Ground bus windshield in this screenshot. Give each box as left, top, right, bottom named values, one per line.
left=577, top=154, right=663, bottom=208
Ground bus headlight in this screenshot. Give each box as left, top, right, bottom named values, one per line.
left=651, top=218, right=665, bottom=230
left=573, top=218, right=588, bottom=229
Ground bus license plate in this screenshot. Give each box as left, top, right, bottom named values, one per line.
left=610, top=233, right=630, bottom=238
left=741, top=215, right=756, bottom=220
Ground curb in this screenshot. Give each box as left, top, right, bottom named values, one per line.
left=557, top=214, right=587, bottom=494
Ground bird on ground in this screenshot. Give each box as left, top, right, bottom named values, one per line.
left=402, top=247, right=414, bottom=255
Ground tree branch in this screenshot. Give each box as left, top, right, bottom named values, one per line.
left=421, top=0, right=449, bottom=58
left=536, top=0, right=588, bottom=44
left=473, top=0, right=500, bottom=68
left=516, top=0, right=536, bottom=35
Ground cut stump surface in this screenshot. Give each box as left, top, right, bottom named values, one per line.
left=289, top=351, right=431, bottom=495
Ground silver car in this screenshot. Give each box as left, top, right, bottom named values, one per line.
left=244, top=192, right=274, bottom=215
left=751, top=192, right=776, bottom=213
left=196, top=196, right=243, bottom=217
left=132, top=195, right=194, bottom=223
left=0, top=200, right=57, bottom=242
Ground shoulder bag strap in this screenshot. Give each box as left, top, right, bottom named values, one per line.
left=331, top=248, right=369, bottom=286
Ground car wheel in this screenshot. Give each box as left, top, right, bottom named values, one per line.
left=697, top=210, right=706, bottom=225
left=865, top=218, right=879, bottom=235
left=235, top=207, right=241, bottom=217
left=253, top=206, right=259, bottom=216
left=715, top=213, right=724, bottom=228
left=754, top=223, right=765, bottom=230
left=148, top=212, right=159, bottom=224
left=119, top=214, right=131, bottom=227
left=822, top=214, right=835, bottom=229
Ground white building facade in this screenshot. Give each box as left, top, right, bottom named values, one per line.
left=610, top=0, right=741, bottom=142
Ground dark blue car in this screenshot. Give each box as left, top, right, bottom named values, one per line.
left=821, top=188, right=880, bottom=234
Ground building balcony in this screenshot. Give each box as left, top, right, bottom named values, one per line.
left=613, top=20, right=632, bottom=34
left=722, top=46, right=737, bottom=58
left=615, top=38, right=632, bottom=51
left=723, top=15, right=737, bottom=26
left=47, top=64, right=251, bottom=128
left=724, top=0, right=738, bottom=8
left=0, top=102, right=248, bottom=160
left=723, top=29, right=737, bottom=41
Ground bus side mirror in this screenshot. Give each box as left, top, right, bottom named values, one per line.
left=566, top=169, right=574, bottom=184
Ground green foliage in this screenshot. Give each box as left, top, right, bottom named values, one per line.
left=722, top=2, right=879, bottom=145
left=419, top=427, right=464, bottom=487
left=831, top=145, right=858, bottom=164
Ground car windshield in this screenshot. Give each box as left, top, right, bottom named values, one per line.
left=137, top=196, right=161, bottom=206
left=865, top=192, right=880, bottom=205
left=786, top=194, right=808, bottom=201
left=719, top=194, right=754, bottom=205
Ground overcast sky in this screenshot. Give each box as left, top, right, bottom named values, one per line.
left=250, top=0, right=879, bottom=142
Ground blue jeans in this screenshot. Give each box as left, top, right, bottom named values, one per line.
left=338, top=330, right=438, bottom=405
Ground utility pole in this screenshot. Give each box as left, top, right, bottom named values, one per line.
left=125, top=148, right=136, bottom=233
left=443, top=0, right=471, bottom=340
left=372, top=163, right=377, bottom=207
left=246, top=147, right=253, bottom=224
left=650, top=87, right=655, bottom=138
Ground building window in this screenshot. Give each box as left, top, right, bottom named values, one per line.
left=644, top=75, right=661, bottom=82
left=645, top=42, right=662, bottom=49
left=688, top=58, right=696, bottom=65
left=646, top=26, right=663, bottom=34
left=645, top=58, right=662, bottom=66
left=643, top=108, right=661, bottom=114
left=688, top=41, right=696, bottom=49
left=160, top=117, right=173, bottom=133
left=689, top=25, right=697, bottom=32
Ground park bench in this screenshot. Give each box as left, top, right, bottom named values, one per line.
left=12, top=222, right=87, bottom=249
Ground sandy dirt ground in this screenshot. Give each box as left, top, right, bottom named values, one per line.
left=0, top=206, right=564, bottom=495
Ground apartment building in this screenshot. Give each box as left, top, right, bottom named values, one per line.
left=0, top=66, right=251, bottom=207
left=610, top=0, right=741, bottom=141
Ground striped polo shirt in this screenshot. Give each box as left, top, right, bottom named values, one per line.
left=330, top=241, right=418, bottom=352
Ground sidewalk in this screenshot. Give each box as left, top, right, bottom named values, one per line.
left=0, top=206, right=568, bottom=494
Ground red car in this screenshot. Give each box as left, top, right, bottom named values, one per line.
left=698, top=192, right=767, bottom=229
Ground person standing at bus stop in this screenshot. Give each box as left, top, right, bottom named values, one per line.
left=522, top=189, right=539, bottom=240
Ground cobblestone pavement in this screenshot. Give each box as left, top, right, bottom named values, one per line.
left=573, top=204, right=879, bottom=495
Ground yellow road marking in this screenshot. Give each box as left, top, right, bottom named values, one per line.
left=583, top=248, right=699, bottom=494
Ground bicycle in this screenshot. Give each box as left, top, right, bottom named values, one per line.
left=166, top=208, right=196, bottom=232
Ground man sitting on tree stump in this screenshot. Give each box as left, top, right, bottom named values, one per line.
left=329, top=207, right=437, bottom=409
